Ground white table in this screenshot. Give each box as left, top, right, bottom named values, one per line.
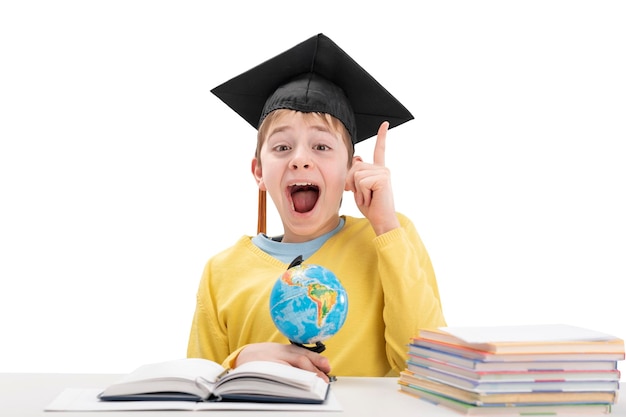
left=1, top=373, right=625, bottom=416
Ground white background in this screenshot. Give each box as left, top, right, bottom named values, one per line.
left=1, top=1, right=624, bottom=373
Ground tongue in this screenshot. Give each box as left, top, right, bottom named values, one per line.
left=292, top=190, right=318, bottom=213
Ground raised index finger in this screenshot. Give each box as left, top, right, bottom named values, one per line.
left=373, top=121, right=390, bottom=166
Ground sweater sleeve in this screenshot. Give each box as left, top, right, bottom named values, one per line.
left=186, top=261, right=231, bottom=364
left=374, top=213, right=446, bottom=373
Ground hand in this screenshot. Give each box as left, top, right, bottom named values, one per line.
left=236, top=342, right=332, bottom=382
left=345, top=122, right=400, bottom=235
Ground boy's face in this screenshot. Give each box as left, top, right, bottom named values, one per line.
left=252, top=111, right=351, bottom=243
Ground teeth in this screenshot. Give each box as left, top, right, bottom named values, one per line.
left=291, top=182, right=313, bottom=186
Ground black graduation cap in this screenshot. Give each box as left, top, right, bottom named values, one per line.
left=211, top=33, right=414, bottom=145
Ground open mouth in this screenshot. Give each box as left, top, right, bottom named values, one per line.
left=289, top=183, right=320, bottom=213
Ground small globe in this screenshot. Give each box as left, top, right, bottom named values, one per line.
left=269, top=262, right=348, bottom=345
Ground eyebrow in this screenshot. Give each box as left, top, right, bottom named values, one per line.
left=267, top=124, right=292, bottom=136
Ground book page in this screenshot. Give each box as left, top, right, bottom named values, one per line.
left=439, top=324, right=618, bottom=344
left=111, top=358, right=225, bottom=385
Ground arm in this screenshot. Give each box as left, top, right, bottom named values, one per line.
left=188, top=250, right=331, bottom=381
left=187, top=262, right=231, bottom=364
left=375, top=214, right=446, bottom=373
left=346, top=122, right=445, bottom=372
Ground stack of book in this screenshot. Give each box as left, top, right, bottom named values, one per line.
left=399, top=324, right=624, bottom=415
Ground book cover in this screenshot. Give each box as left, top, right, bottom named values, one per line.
left=407, top=354, right=621, bottom=383
left=46, top=388, right=342, bottom=412
left=417, top=324, right=625, bottom=355
left=398, top=371, right=618, bottom=405
left=408, top=344, right=621, bottom=371
left=411, top=338, right=626, bottom=362
left=404, top=364, right=620, bottom=393
left=399, top=383, right=612, bottom=415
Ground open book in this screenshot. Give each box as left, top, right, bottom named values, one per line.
left=98, top=358, right=329, bottom=404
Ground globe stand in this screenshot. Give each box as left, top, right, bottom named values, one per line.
left=287, top=254, right=304, bottom=269
left=290, top=340, right=326, bottom=353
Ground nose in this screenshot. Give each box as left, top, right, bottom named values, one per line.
left=290, top=147, right=313, bottom=170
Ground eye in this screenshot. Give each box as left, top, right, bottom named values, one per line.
left=314, top=144, right=331, bottom=151
left=273, top=144, right=291, bottom=152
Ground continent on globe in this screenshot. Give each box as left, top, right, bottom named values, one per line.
left=282, top=269, right=339, bottom=327
left=309, top=283, right=337, bottom=327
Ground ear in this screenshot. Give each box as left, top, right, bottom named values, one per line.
left=251, top=158, right=266, bottom=191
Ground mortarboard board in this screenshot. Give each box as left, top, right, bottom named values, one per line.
left=211, top=33, right=414, bottom=145
left=210, top=33, right=414, bottom=234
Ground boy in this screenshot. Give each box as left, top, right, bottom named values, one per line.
left=187, top=34, right=446, bottom=381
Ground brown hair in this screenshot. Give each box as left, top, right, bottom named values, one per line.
left=255, top=110, right=354, bottom=168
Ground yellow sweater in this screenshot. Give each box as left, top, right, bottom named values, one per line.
left=187, top=213, right=446, bottom=376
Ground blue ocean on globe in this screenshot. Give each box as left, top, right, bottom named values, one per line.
left=269, top=263, right=348, bottom=345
